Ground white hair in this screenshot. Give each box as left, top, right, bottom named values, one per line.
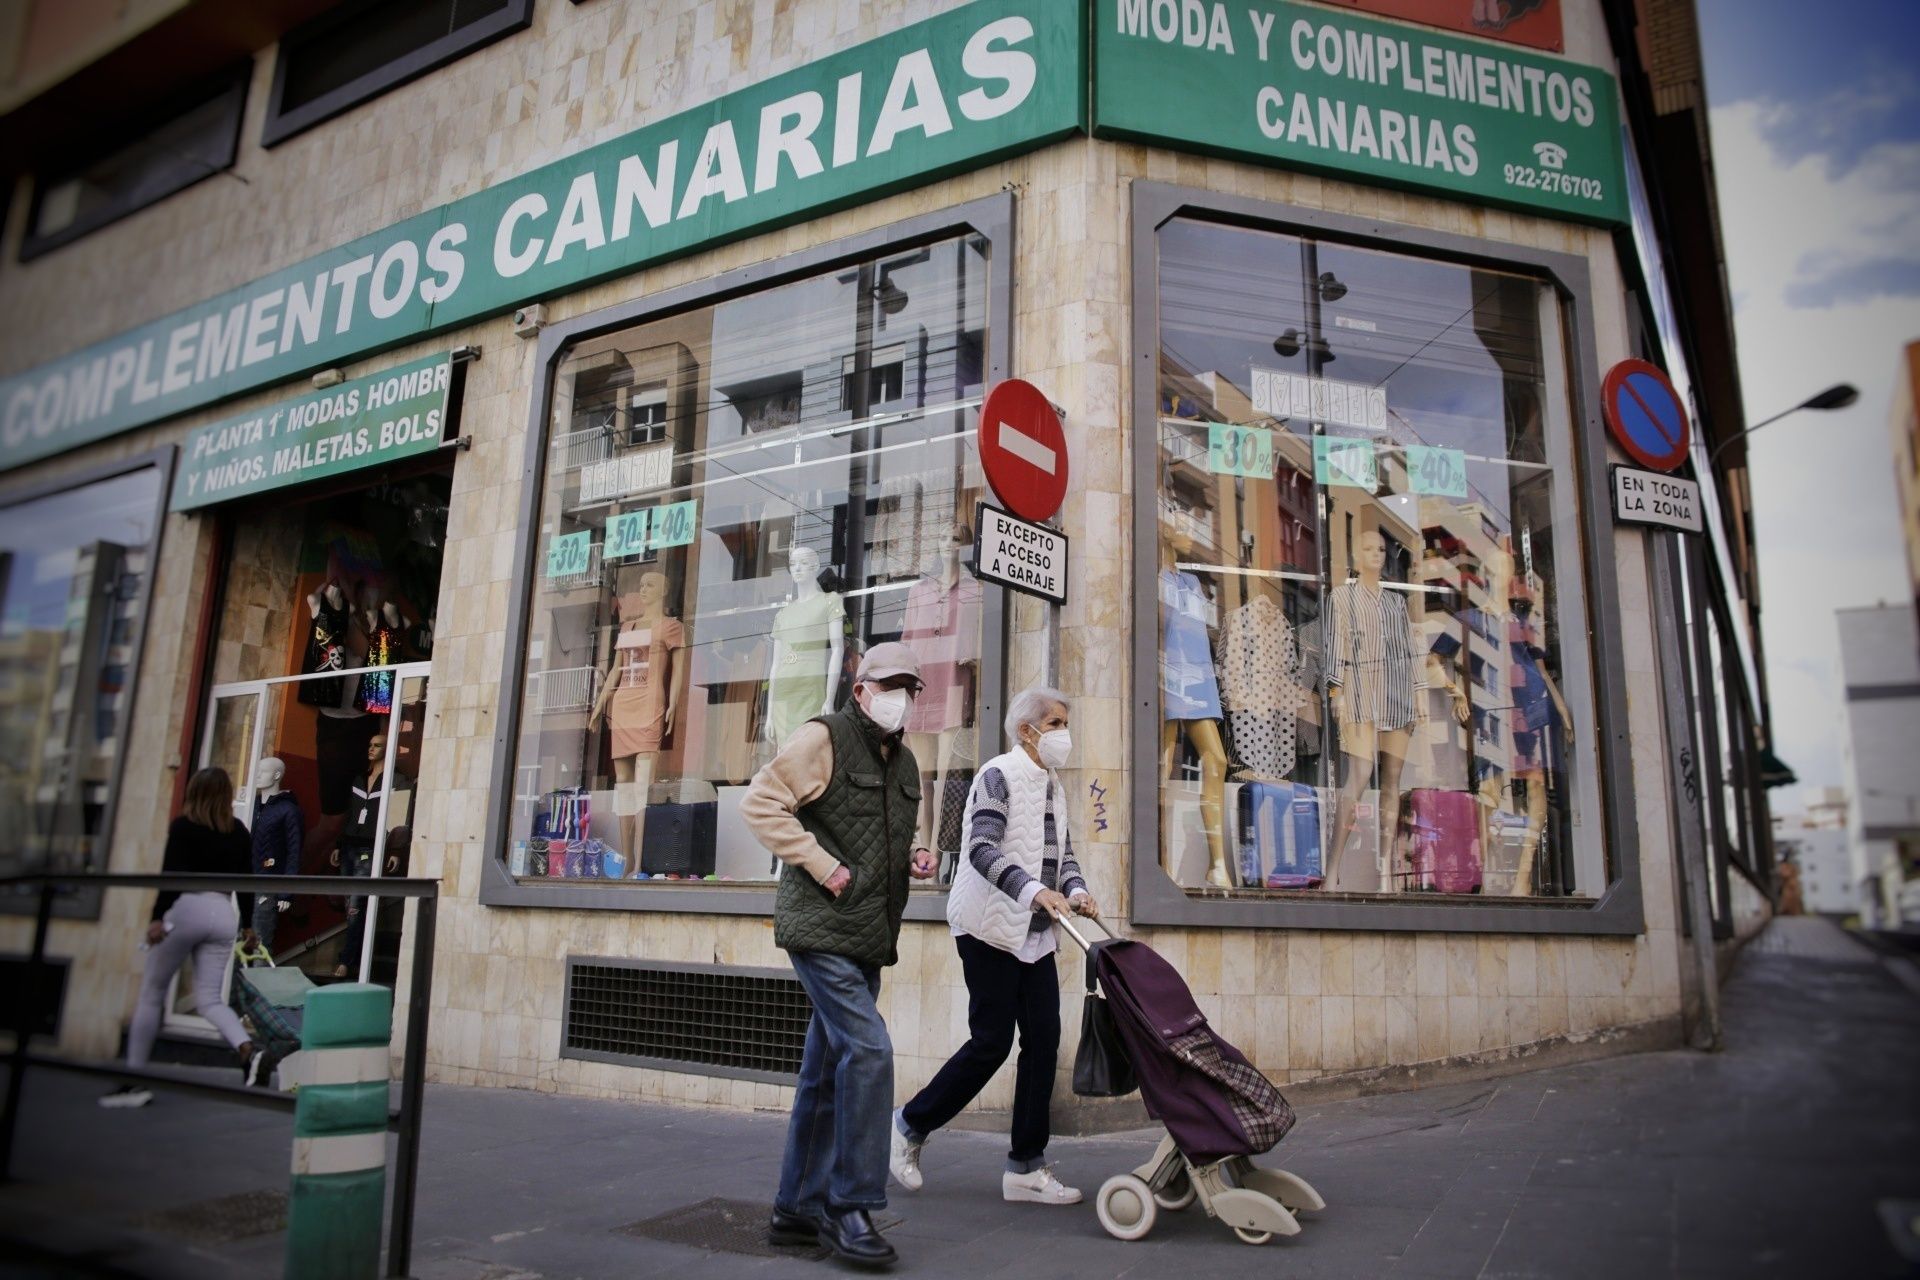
left=1004, top=686, right=1069, bottom=748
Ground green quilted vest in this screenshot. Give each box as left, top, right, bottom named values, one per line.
left=772, top=707, right=921, bottom=967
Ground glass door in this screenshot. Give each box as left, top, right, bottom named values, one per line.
left=346, top=664, right=430, bottom=985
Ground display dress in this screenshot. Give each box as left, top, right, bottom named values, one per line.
left=609, top=617, right=687, bottom=757
left=1462, top=606, right=1559, bottom=778
left=901, top=573, right=982, bottom=734
left=1218, top=595, right=1305, bottom=779
left=354, top=620, right=401, bottom=714
left=1324, top=581, right=1423, bottom=730
left=1160, top=569, right=1222, bottom=720
left=298, top=599, right=352, bottom=707
left=767, top=591, right=844, bottom=747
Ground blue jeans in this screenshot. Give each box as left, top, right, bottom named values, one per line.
left=777, top=951, right=892, bottom=1216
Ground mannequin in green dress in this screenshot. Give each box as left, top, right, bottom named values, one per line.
left=764, top=546, right=846, bottom=748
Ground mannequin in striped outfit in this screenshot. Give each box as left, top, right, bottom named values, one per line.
left=1324, top=529, right=1425, bottom=891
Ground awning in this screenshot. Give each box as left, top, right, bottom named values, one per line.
left=1759, top=748, right=1798, bottom=789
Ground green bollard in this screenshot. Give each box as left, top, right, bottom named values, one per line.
left=286, top=983, right=391, bottom=1280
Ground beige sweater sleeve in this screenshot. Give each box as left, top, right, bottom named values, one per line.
left=740, top=721, right=840, bottom=885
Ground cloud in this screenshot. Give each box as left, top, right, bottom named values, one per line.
left=1785, top=256, right=1920, bottom=308
left=1743, top=72, right=1920, bottom=179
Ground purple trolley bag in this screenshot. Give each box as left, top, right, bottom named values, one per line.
left=1091, top=938, right=1295, bottom=1165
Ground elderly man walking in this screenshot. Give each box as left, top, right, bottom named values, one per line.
left=743, top=641, right=939, bottom=1269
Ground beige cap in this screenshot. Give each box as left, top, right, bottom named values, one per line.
left=855, top=641, right=922, bottom=687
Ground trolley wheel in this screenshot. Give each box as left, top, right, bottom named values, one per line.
left=1153, top=1170, right=1197, bottom=1211
left=1096, top=1174, right=1158, bottom=1242
left=1233, top=1227, right=1273, bottom=1246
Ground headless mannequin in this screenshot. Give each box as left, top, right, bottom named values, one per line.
left=305, top=581, right=361, bottom=717
left=589, top=571, right=684, bottom=864
left=1328, top=530, right=1425, bottom=893
left=764, top=546, right=845, bottom=748
left=906, top=527, right=978, bottom=851
left=1157, top=537, right=1231, bottom=889
left=1477, top=548, right=1574, bottom=896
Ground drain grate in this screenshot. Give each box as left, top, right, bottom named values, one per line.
left=563, top=958, right=811, bottom=1079
left=618, top=1197, right=899, bottom=1260
left=132, top=1189, right=287, bottom=1244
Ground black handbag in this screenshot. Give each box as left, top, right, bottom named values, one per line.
left=640, top=801, right=718, bottom=876
left=1071, top=948, right=1137, bottom=1098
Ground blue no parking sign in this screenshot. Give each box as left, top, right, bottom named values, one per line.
left=1601, top=359, right=1691, bottom=472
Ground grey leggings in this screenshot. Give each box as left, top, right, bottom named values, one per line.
left=128, top=893, right=248, bottom=1068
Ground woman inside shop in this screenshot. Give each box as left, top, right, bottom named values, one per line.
left=100, top=767, right=262, bottom=1107
left=889, top=687, right=1101, bottom=1205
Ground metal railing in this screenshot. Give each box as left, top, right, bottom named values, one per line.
left=0, top=870, right=440, bottom=1279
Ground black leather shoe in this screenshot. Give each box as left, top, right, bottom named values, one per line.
left=818, top=1207, right=897, bottom=1268
left=768, top=1206, right=820, bottom=1247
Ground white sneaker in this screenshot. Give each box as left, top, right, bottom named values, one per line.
left=98, top=1086, right=152, bottom=1109
left=1003, top=1165, right=1081, bottom=1205
left=889, top=1110, right=924, bottom=1191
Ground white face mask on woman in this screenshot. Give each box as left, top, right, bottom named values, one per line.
left=863, top=687, right=911, bottom=735
left=1033, top=728, right=1072, bottom=769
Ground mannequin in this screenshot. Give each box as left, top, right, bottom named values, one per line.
left=1217, top=586, right=1306, bottom=781
left=1325, top=529, right=1426, bottom=892
left=249, top=756, right=303, bottom=953
left=1473, top=547, right=1574, bottom=896
left=1158, top=536, right=1232, bottom=889
left=355, top=600, right=406, bottom=714
left=764, top=546, right=845, bottom=749
left=588, top=569, right=687, bottom=866
left=298, top=581, right=353, bottom=708
left=902, top=523, right=982, bottom=851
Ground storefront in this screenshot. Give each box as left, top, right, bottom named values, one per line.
left=0, top=0, right=1768, bottom=1103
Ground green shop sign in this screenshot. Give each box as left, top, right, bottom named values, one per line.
left=171, top=353, right=453, bottom=511
left=0, top=0, right=1083, bottom=473
left=1093, top=0, right=1627, bottom=225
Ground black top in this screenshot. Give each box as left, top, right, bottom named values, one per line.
left=152, top=816, right=254, bottom=922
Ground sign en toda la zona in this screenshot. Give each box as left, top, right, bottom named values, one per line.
left=171, top=353, right=453, bottom=511
left=1094, top=0, right=1627, bottom=226
left=0, top=0, right=1084, bottom=473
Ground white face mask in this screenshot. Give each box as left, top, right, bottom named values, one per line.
left=1033, top=728, right=1072, bottom=769
left=864, top=687, right=911, bottom=735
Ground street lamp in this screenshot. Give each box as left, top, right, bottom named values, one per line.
left=1707, top=382, right=1859, bottom=469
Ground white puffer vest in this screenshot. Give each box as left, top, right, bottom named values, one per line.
left=946, top=749, right=1062, bottom=955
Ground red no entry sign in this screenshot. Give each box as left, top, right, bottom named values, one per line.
left=978, top=379, right=1068, bottom=524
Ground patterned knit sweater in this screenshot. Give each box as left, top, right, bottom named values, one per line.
left=945, top=748, right=1087, bottom=958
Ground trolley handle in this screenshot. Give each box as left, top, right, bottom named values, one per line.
left=1050, top=908, right=1115, bottom=954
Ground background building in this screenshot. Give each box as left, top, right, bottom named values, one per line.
left=1891, top=341, right=1920, bottom=645
left=1837, top=604, right=1920, bottom=928
left=1772, top=787, right=1855, bottom=918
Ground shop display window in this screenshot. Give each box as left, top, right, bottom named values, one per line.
left=0, top=463, right=165, bottom=880
left=1148, top=217, right=1603, bottom=900
left=508, top=234, right=992, bottom=885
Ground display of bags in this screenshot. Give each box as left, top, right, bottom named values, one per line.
left=533, top=788, right=591, bottom=842
left=1237, top=780, right=1324, bottom=889
left=1401, top=788, right=1482, bottom=894
left=640, top=800, right=718, bottom=876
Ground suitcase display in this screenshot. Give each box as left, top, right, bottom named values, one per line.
left=1237, top=781, right=1324, bottom=889
left=1401, top=788, right=1481, bottom=894
left=639, top=800, right=718, bottom=876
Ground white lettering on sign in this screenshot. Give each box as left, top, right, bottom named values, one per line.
left=1250, top=366, right=1387, bottom=431
left=971, top=503, right=1068, bottom=604
left=1611, top=467, right=1702, bottom=534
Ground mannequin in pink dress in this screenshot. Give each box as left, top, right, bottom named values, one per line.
left=902, top=524, right=982, bottom=853
left=588, top=570, right=686, bottom=862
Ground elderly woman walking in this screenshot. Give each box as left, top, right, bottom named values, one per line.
left=890, top=686, right=1100, bottom=1206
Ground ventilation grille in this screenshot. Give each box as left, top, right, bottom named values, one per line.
left=563, top=958, right=811, bottom=1081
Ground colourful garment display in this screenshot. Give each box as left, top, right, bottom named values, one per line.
left=768, top=590, right=845, bottom=747
left=609, top=617, right=687, bottom=757
left=901, top=573, right=982, bottom=734
left=354, top=620, right=401, bottom=714
left=1160, top=570, right=1222, bottom=720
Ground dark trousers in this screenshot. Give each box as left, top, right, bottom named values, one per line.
left=901, top=932, right=1060, bottom=1172
left=338, top=840, right=374, bottom=974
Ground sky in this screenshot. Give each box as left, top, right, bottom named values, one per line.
left=1697, top=0, right=1920, bottom=803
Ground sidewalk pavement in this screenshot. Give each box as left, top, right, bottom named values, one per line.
left=4, top=916, right=1917, bottom=1279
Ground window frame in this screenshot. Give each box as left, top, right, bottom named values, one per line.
left=0, top=445, right=176, bottom=920
left=261, top=0, right=535, bottom=149
left=1128, top=181, right=1644, bottom=936
left=20, top=66, right=250, bottom=263
left=480, top=191, right=1015, bottom=915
